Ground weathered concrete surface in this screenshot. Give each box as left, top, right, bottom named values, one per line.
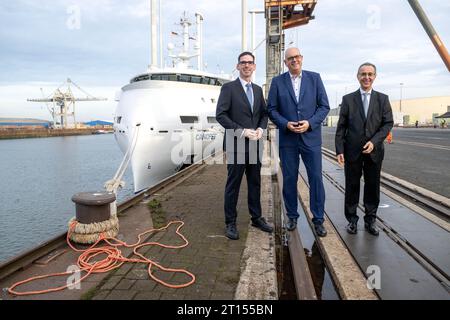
left=91, top=159, right=277, bottom=300
left=234, top=148, right=278, bottom=300
left=2, top=155, right=278, bottom=301
left=297, top=177, right=378, bottom=300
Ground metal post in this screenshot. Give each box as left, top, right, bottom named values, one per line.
left=249, top=9, right=264, bottom=82
left=242, top=0, right=247, bottom=51
left=150, top=0, right=158, bottom=69
left=400, top=83, right=404, bottom=113
left=159, top=0, right=163, bottom=68
left=408, top=0, right=450, bottom=72
left=251, top=10, right=256, bottom=82
left=196, top=13, right=203, bottom=71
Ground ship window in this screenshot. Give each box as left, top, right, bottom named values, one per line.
left=131, top=73, right=229, bottom=87
left=191, top=76, right=202, bottom=84
left=116, top=116, right=122, bottom=124
left=131, top=74, right=150, bottom=83
left=180, top=116, right=199, bottom=124
left=179, top=74, right=191, bottom=82
left=207, top=116, right=218, bottom=124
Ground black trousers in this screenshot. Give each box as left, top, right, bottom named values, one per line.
left=224, top=153, right=262, bottom=226
left=344, top=154, right=382, bottom=224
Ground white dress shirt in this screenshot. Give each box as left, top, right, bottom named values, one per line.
left=289, top=71, right=302, bottom=103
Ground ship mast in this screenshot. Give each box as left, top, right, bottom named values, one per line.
left=150, top=0, right=158, bottom=70
left=168, top=12, right=200, bottom=70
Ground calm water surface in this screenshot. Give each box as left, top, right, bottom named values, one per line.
left=0, top=134, right=134, bottom=263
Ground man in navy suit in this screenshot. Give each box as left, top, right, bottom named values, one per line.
left=216, top=52, right=273, bottom=240
left=335, top=62, right=393, bottom=236
left=267, top=47, right=330, bottom=237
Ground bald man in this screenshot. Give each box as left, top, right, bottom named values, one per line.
left=267, top=47, right=330, bottom=237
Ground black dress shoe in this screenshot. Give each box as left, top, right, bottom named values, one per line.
left=251, top=217, right=274, bottom=233
left=314, top=224, right=327, bottom=237
left=286, top=218, right=297, bottom=231
left=365, top=222, right=379, bottom=236
left=346, top=222, right=357, bottom=234
left=226, top=224, right=239, bottom=240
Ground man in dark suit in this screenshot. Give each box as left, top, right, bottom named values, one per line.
left=267, top=47, right=330, bottom=237
left=335, top=62, right=393, bottom=236
left=216, top=51, right=273, bottom=240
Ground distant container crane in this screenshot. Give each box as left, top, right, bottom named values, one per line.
left=27, top=78, right=107, bottom=129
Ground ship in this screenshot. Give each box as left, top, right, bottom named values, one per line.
left=114, top=11, right=231, bottom=192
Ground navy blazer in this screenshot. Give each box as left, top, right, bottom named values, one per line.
left=335, top=89, right=393, bottom=163
left=267, top=70, right=330, bottom=148
left=216, top=78, right=268, bottom=154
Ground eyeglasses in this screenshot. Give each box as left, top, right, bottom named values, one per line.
left=359, top=72, right=375, bottom=77
left=286, top=55, right=302, bottom=62
left=239, top=61, right=255, bottom=65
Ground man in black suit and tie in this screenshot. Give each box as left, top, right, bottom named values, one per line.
left=216, top=52, right=273, bottom=240
left=335, top=62, right=393, bottom=236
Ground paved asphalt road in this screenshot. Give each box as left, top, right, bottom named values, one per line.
left=321, top=127, right=450, bottom=198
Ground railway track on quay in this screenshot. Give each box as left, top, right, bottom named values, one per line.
left=321, top=147, right=450, bottom=293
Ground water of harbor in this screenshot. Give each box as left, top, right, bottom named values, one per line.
left=0, top=134, right=134, bottom=263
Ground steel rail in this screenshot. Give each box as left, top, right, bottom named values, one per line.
left=270, top=134, right=318, bottom=300
left=320, top=148, right=450, bottom=289
left=321, top=148, right=449, bottom=219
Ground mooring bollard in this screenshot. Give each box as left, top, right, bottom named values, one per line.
left=71, top=191, right=116, bottom=224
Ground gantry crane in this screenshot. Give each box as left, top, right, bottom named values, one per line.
left=27, top=78, right=107, bottom=129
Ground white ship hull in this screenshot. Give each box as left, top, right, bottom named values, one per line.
left=114, top=76, right=225, bottom=192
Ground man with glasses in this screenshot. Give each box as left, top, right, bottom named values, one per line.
left=267, top=47, right=330, bottom=237
left=335, top=62, right=393, bottom=236
left=216, top=51, right=273, bottom=240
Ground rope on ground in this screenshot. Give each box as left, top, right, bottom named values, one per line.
left=7, top=220, right=195, bottom=296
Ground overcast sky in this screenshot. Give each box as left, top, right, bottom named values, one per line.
left=0, top=0, right=449, bottom=121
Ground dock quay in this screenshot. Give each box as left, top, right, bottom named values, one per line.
left=0, top=129, right=449, bottom=303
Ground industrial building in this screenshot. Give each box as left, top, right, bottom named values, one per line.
left=326, top=96, right=450, bottom=127
left=0, top=118, right=51, bottom=128
left=83, top=120, right=113, bottom=128
left=391, top=96, right=450, bottom=126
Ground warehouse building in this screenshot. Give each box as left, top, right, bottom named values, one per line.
left=0, top=118, right=52, bottom=128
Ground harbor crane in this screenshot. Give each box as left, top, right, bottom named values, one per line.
left=27, top=78, right=107, bottom=129
left=264, top=0, right=317, bottom=93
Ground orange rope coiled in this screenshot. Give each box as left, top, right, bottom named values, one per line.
left=8, top=220, right=195, bottom=296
